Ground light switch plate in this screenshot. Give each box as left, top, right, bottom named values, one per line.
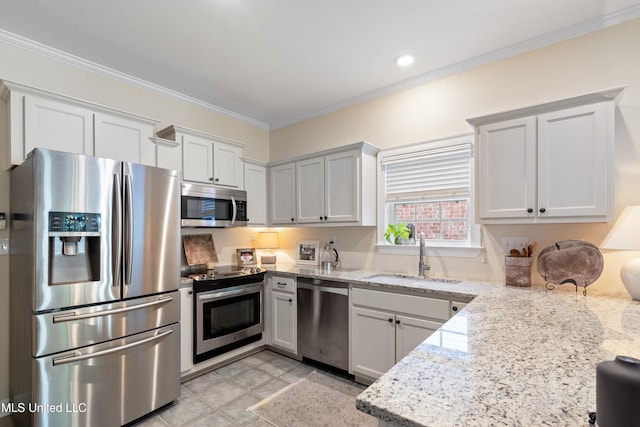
left=0, top=238, right=8, bottom=255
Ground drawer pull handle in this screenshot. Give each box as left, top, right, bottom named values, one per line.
left=277, top=282, right=287, bottom=288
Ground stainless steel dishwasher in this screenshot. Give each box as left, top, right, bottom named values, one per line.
left=297, top=277, right=349, bottom=371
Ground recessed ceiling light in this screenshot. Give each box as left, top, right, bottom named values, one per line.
left=395, top=54, right=414, bottom=67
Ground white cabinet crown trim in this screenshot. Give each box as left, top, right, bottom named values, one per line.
left=466, top=86, right=625, bottom=127
left=155, top=124, right=247, bottom=149
left=1, top=80, right=159, bottom=125
left=268, top=141, right=379, bottom=167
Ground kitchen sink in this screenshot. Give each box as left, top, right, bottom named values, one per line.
left=362, top=273, right=461, bottom=284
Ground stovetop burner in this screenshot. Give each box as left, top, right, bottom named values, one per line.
left=187, top=265, right=263, bottom=281
left=186, top=265, right=266, bottom=292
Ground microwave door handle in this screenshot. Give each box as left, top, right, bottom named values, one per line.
left=112, top=173, right=123, bottom=289
left=231, top=196, right=237, bottom=225
left=123, top=173, right=134, bottom=286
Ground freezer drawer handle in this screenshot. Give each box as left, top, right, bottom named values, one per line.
left=52, top=295, right=174, bottom=323
left=52, top=328, right=173, bottom=366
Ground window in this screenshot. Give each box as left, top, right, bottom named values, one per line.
left=378, top=134, right=480, bottom=254
left=393, top=200, right=468, bottom=241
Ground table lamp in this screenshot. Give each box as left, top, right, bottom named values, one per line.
left=600, top=206, right=640, bottom=299
left=256, top=232, right=280, bottom=265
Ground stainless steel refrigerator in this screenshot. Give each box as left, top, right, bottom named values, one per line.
left=9, top=148, right=181, bottom=427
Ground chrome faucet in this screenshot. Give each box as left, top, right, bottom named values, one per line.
left=418, top=233, right=431, bottom=277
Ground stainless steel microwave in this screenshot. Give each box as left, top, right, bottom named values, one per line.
left=181, top=183, right=248, bottom=227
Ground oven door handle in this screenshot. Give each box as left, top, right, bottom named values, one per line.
left=52, top=328, right=173, bottom=366
left=52, top=295, right=174, bottom=323
left=198, top=284, right=262, bottom=301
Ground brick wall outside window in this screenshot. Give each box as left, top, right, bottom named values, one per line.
left=393, top=200, right=468, bottom=241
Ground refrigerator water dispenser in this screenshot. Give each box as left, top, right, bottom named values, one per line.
left=48, top=212, right=101, bottom=285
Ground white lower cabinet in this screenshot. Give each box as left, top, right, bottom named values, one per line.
left=267, top=276, right=296, bottom=353
left=351, top=306, right=396, bottom=379
left=179, top=287, right=194, bottom=374
left=395, top=314, right=443, bottom=361
left=351, top=288, right=450, bottom=380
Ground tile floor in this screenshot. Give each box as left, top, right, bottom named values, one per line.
left=132, top=350, right=361, bottom=427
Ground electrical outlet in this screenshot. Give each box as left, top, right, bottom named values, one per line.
left=249, top=234, right=256, bottom=244
left=501, top=237, right=528, bottom=254
left=0, top=238, right=8, bottom=255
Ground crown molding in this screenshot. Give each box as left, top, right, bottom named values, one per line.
left=270, top=5, right=640, bottom=130
left=2, top=4, right=639, bottom=132
left=0, top=29, right=270, bottom=131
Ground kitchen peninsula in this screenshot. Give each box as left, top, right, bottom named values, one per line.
left=270, top=267, right=640, bottom=426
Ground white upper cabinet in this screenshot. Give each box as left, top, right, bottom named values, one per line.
left=325, top=150, right=359, bottom=223
left=214, top=142, right=243, bottom=187
left=24, top=95, right=94, bottom=158
left=181, top=132, right=214, bottom=183
left=243, top=160, right=268, bottom=225
left=150, top=137, right=182, bottom=172
left=156, top=125, right=246, bottom=187
left=296, top=156, right=325, bottom=223
left=269, top=142, right=378, bottom=227
left=476, top=116, right=537, bottom=220
left=537, top=104, right=609, bottom=219
left=1, top=81, right=165, bottom=170
left=94, top=112, right=156, bottom=166
left=469, top=87, right=623, bottom=224
left=269, top=162, right=297, bottom=225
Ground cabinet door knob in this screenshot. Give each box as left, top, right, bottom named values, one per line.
left=288, top=298, right=293, bottom=303
left=395, top=319, right=401, bottom=325
left=324, top=216, right=327, bottom=220
left=319, top=216, right=323, bottom=220
left=452, top=306, right=458, bottom=312
left=388, top=318, right=393, bottom=323
left=539, top=208, right=546, bottom=213
left=214, top=178, right=220, bottom=182
left=527, top=208, right=533, bottom=213
left=209, top=177, right=214, bottom=181
left=188, top=290, right=193, bottom=295
left=291, top=218, right=295, bottom=222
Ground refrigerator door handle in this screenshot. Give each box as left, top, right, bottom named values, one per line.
left=52, top=328, right=173, bottom=366
left=113, top=173, right=123, bottom=288
left=52, top=295, right=174, bottom=323
left=124, top=173, right=134, bottom=286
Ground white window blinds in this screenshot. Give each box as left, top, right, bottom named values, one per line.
left=381, top=138, right=472, bottom=202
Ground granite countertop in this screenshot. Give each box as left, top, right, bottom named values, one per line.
left=266, top=266, right=640, bottom=427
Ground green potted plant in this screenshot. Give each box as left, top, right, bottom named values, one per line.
left=384, top=223, right=410, bottom=245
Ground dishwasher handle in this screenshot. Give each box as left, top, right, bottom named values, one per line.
left=297, top=282, right=349, bottom=296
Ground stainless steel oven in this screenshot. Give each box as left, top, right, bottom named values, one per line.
left=192, top=267, right=265, bottom=363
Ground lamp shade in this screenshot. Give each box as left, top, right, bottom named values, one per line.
left=256, top=232, right=280, bottom=249
left=600, top=206, right=640, bottom=250
left=601, top=205, right=640, bottom=300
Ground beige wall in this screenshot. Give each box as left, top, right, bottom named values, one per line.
left=270, top=18, right=640, bottom=297
left=0, top=38, right=269, bottom=409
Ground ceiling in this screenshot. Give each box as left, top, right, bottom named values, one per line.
left=1, top=1, right=639, bottom=130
